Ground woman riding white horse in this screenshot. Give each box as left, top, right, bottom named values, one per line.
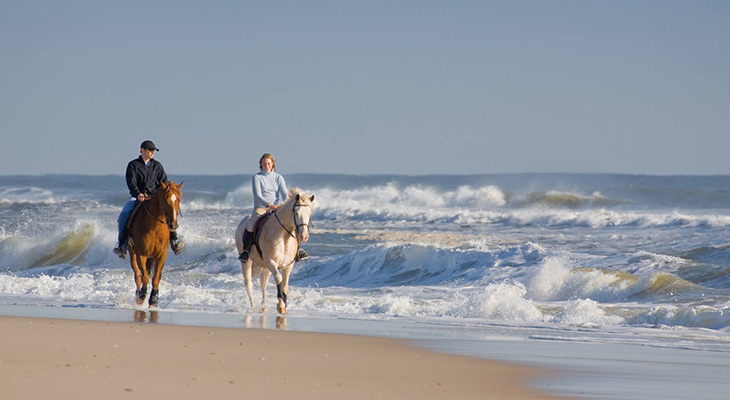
left=235, top=188, right=314, bottom=314
left=238, top=153, right=307, bottom=263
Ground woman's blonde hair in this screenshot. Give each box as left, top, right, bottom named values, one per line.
left=259, top=153, right=275, bottom=171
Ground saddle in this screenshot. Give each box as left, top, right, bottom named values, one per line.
left=125, top=200, right=145, bottom=231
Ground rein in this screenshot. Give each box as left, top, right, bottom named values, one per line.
left=143, top=202, right=167, bottom=225
left=141, top=192, right=180, bottom=229
left=273, top=202, right=311, bottom=239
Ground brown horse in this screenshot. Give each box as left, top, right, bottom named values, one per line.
left=235, top=188, right=314, bottom=314
left=127, top=181, right=183, bottom=308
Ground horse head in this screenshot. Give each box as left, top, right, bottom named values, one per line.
left=292, top=190, right=315, bottom=244
left=158, top=181, right=183, bottom=231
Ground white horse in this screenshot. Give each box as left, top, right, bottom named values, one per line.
left=235, top=188, right=314, bottom=314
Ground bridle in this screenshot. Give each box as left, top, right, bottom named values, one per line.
left=143, top=189, right=181, bottom=230
left=274, top=202, right=312, bottom=239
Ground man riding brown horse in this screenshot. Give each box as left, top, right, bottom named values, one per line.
left=128, top=180, right=184, bottom=307
left=113, top=140, right=184, bottom=258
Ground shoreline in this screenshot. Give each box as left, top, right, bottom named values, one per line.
left=2, top=304, right=730, bottom=399
left=0, top=314, right=568, bottom=400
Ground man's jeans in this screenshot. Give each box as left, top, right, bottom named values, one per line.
left=117, top=198, right=136, bottom=244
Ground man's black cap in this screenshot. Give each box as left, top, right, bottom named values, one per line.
left=141, top=140, right=160, bottom=151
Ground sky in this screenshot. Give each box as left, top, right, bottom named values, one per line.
left=1, top=1, right=728, bottom=176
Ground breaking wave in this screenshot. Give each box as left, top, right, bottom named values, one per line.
left=4, top=174, right=730, bottom=342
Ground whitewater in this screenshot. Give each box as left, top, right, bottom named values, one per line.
left=3, top=173, right=730, bottom=336
left=2, top=173, right=730, bottom=398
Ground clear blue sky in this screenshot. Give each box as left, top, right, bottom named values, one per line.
left=1, top=1, right=728, bottom=176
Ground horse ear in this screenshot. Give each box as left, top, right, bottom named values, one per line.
left=309, top=195, right=315, bottom=202
left=177, top=181, right=184, bottom=189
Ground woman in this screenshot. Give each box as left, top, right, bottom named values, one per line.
left=238, top=153, right=308, bottom=262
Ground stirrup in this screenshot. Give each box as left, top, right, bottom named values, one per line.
left=295, top=248, right=309, bottom=261
left=238, top=250, right=250, bottom=263
left=171, top=239, right=184, bottom=255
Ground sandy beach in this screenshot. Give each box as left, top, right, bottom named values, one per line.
left=0, top=315, right=568, bottom=400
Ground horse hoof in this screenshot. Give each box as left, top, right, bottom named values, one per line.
left=149, top=289, right=159, bottom=307
left=277, top=304, right=287, bottom=314
left=135, top=289, right=147, bottom=305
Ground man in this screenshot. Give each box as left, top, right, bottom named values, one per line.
left=112, top=140, right=184, bottom=257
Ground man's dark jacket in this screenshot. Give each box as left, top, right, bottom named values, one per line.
left=125, top=156, right=168, bottom=198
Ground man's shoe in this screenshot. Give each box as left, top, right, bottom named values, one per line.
left=113, top=245, right=126, bottom=259
left=171, top=239, right=185, bottom=255
left=295, top=248, right=309, bottom=261
left=238, top=250, right=250, bottom=263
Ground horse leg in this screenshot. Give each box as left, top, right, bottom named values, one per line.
left=133, top=255, right=149, bottom=305
left=277, top=265, right=293, bottom=314
left=241, top=261, right=255, bottom=312
left=129, top=253, right=144, bottom=305
left=264, top=260, right=286, bottom=314
left=149, top=256, right=166, bottom=308
left=259, top=268, right=271, bottom=313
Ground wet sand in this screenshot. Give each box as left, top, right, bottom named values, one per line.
left=0, top=315, right=568, bottom=400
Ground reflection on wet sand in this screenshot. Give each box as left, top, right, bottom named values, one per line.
left=244, top=314, right=287, bottom=330
left=130, top=310, right=287, bottom=330
left=134, top=310, right=158, bottom=323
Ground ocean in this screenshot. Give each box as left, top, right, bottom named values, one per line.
left=2, top=173, right=730, bottom=398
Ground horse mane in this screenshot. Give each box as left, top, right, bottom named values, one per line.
left=283, top=187, right=313, bottom=207
left=151, top=181, right=178, bottom=199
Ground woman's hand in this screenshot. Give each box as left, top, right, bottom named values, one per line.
left=268, top=203, right=279, bottom=211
